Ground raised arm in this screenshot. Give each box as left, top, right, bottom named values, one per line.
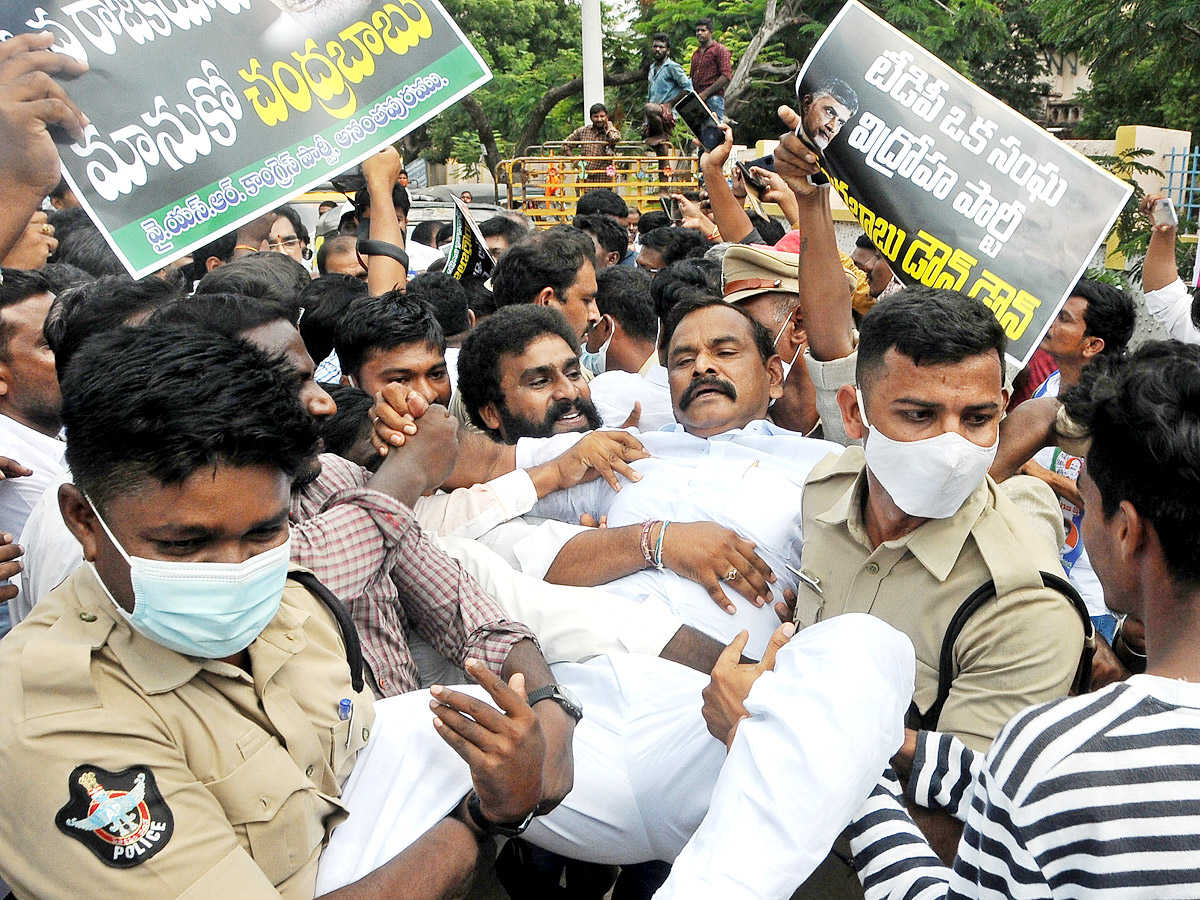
left=361, top=147, right=407, bottom=297
left=774, top=105, right=855, bottom=361
left=699, top=124, right=755, bottom=243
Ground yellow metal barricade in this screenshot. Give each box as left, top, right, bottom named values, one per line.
left=500, top=141, right=700, bottom=227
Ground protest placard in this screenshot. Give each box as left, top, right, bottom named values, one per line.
left=796, top=0, right=1131, bottom=367
left=1, top=0, right=491, bottom=278
left=440, top=194, right=494, bottom=282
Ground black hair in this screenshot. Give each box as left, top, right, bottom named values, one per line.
left=575, top=214, right=628, bottom=260
left=334, top=290, right=445, bottom=382
left=856, top=287, right=1006, bottom=402
left=48, top=274, right=183, bottom=379
left=664, top=295, right=776, bottom=365
left=296, top=274, right=369, bottom=364
left=1074, top=277, right=1136, bottom=357
left=39, top=263, right=93, bottom=296
left=463, top=276, right=496, bottom=320
left=62, top=324, right=319, bottom=513
left=50, top=177, right=72, bottom=200
left=408, top=272, right=471, bottom=336
left=317, top=382, right=374, bottom=460
left=637, top=209, right=670, bottom=235
left=747, top=213, right=785, bottom=247
left=651, top=32, right=671, bottom=46
left=650, top=257, right=721, bottom=325
left=1065, top=342, right=1200, bottom=583
left=854, top=233, right=879, bottom=253
left=640, top=226, right=709, bottom=266
left=194, top=252, right=308, bottom=324
left=457, top=305, right=579, bottom=435
left=596, top=267, right=657, bottom=342
left=354, top=183, right=411, bottom=219
left=0, top=268, right=53, bottom=360
left=150, top=293, right=293, bottom=343
left=270, top=204, right=311, bottom=247
left=589, top=102, right=608, bottom=116
left=411, top=221, right=443, bottom=247
left=317, top=235, right=359, bottom=276
left=47, top=210, right=124, bottom=278
left=436, top=222, right=455, bottom=245
left=188, top=231, right=239, bottom=282
left=491, top=226, right=594, bottom=307
left=810, top=77, right=860, bottom=117
left=576, top=189, right=629, bottom=220
left=479, top=215, right=531, bottom=249
left=696, top=17, right=713, bottom=29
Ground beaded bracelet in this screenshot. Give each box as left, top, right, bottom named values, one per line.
left=639, top=519, right=660, bottom=568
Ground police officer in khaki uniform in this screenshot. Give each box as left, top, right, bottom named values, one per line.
left=0, top=325, right=560, bottom=900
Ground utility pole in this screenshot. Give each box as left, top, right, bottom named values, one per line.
left=581, top=0, right=604, bottom=113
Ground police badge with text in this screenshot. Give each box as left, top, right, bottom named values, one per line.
left=55, top=765, right=174, bottom=867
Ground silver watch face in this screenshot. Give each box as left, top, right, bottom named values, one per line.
left=557, top=684, right=583, bottom=713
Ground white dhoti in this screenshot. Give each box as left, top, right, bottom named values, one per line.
left=316, top=614, right=914, bottom=900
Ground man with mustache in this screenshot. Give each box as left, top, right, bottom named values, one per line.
left=458, top=301, right=842, bottom=656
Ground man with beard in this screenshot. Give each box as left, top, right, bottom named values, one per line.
left=457, top=301, right=839, bottom=654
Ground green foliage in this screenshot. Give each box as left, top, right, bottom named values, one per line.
left=1033, top=0, right=1200, bottom=137
left=877, top=0, right=1050, bottom=118
left=1087, top=147, right=1197, bottom=281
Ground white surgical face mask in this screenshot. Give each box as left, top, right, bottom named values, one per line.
left=773, top=316, right=803, bottom=381
left=857, top=388, right=997, bottom=519
left=88, top=502, right=290, bottom=658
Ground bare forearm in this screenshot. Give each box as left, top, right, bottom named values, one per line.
left=699, top=76, right=729, bottom=100
left=1144, top=225, right=1179, bottom=292
left=442, top=431, right=515, bottom=490
left=990, top=396, right=1060, bottom=482
left=796, top=189, right=855, bottom=360
left=544, top=525, right=644, bottom=586
left=324, top=817, right=479, bottom=900
left=701, top=160, right=753, bottom=242
left=366, top=179, right=406, bottom=297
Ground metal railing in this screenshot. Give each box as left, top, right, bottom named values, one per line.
left=1163, top=147, right=1200, bottom=226
left=499, top=143, right=700, bottom=227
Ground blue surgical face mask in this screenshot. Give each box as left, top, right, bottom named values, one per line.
left=580, top=316, right=614, bottom=376
left=87, top=502, right=290, bottom=658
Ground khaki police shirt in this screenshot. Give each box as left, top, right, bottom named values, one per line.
left=796, top=447, right=1083, bottom=752
left=0, top=565, right=375, bottom=900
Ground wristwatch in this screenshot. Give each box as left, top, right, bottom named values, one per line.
left=466, top=789, right=536, bottom=837
left=525, top=683, right=584, bottom=723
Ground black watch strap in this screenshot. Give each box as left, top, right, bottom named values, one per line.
left=466, top=790, right=535, bottom=838
left=526, top=684, right=583, bottom=722
left=356, top=238, right=409, bottom=271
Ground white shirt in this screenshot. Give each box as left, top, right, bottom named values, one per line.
left=521, top=420, right=842, bottom=657
left=1031, top=372, right=1106, bottom=618
left=444, top=347, right=460, bottom=394
left=1143, top=277, right=1200, bottom=344
left=14, top=469, right=75, bottom=623
left=406, top=241, right=446, bottom=276
left=0, top=414, right=65, bottom=543
left=590, top=363, right=676, bottom=432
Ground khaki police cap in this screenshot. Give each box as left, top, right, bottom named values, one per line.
left=721, top=244, right=801, bottom=305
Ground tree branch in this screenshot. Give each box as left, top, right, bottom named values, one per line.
left=460, top=95, right=501, bottom=179
left=514, top=66, right=649, bottom=158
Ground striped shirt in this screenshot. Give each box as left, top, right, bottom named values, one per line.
left=848, top=675, right=1200, bottom=899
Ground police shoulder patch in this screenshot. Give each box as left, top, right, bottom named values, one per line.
left=55, top=764, right=174, bottom=868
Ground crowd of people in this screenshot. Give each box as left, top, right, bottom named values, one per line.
left=1, top=21, right=1200, bottom=900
